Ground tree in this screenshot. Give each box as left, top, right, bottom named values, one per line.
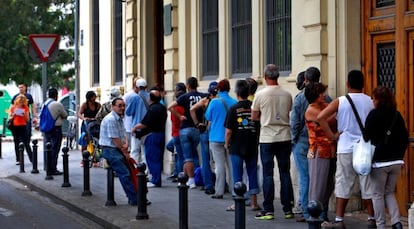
left=0, top=0, right=74, bottom=90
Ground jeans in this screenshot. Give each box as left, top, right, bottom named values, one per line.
left=102, top=147, right=137, bottom=203
left=200, top=131, right=214, bottom=190
left=44, top=126, right=63, bottom=172
left=179, top=127, right=200, bottom=163
left=167, top=137, right=184, bottom=176
left=260, top=141, right=294, bottom=213
left=292, top=140, right=310, bottom=218
left=144, top=132, right=165, bottom=186
left=231, top=154, right=259, bottom=195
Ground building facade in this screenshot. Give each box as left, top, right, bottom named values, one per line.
left=78, top=0, right=414, bottom=215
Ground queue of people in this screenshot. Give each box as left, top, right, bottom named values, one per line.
left=8, top=65, right=408, bottom=228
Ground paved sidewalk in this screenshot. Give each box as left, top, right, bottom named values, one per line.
left=0, top=138, right=405, bottom=229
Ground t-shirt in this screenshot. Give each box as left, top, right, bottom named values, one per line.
left=225, top=100, right=259, bottom=158
left=251, top=85, right=292, bottom=143
left=176, top=91, right=208, bottom=129
left=171, top=105, right=184, bottom=137
left=10, top=105, right=29, bottom=126
left=140, top=102, right=167, bottom=133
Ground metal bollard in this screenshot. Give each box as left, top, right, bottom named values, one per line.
left=81, top=151, right=92, bottom=196
left=105, top=167, right=116, bottom=206
left=31, top=139, right=39, bottom=174
left=136, top=162, right=149, bottom=220
left=61, top=146, right=71, bottom=187
left=233, top=182, right=247, bottom=229
left=19, top=142, right=25, bottom=173
left=307, top=200, right=323, bottom=229
left=177, top=172, right=189, bottom=229
left=45, top=142, right=53, bottom=180
left=0, top=117, right=6, bottom=159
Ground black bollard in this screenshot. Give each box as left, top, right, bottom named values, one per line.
left=31, top=139, right=39, bottom=174
left=136, top=162, right=149, bottom=220
left=82, top=151, right=92, bottom=196
left=45, top=142, right=53, bottom=180
left=233, top=182, right=247, bottom=229
left=0, top=117, right=6, bottom=159
left=105, top=167, right=116, bottom=206
left=18, top=142, right=25, bottom=173
left=177, top=172, right=189, bottom=229
left=307, top=200, right=323, bottom=229
left=61, top=146, right=71, bottom=187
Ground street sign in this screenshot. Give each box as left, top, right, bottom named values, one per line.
left=28, top=34, right=60, bottom=62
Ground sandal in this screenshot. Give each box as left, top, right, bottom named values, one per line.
left=226, top=205, right=235, bottom=211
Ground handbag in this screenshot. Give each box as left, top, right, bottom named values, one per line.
left=345, top=95, right=375, bottom=176
left=6, top=117, right=14, bottom=130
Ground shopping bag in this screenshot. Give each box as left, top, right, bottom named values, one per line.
left=352, top=136, right=375, bottom=176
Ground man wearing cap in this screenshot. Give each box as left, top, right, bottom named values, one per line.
left=251, top=64, right=294, bottom=220
left=95, top=87, right=122, bottom=123
left=168, top=77, right=208, bottom=189
left=125, top=78, right=149, bottom=164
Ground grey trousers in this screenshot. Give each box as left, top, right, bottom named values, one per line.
left=370, top=164, right=402, bottom=229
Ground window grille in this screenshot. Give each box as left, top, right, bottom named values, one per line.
left=93, top=0, right=100, bottom=85
left=202, top=0, right=219, bottom=78
left=377, top=43, right=396, bottom=93
left=114, top=0, right=123, bottom=83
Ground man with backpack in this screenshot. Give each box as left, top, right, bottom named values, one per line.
left=40, top=88, right=68, bottom=175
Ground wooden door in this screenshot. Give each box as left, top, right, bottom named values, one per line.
left=362, top=0, right=414, bottom=216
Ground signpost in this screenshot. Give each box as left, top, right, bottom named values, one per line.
left=28, top=34, right=60, bottom=101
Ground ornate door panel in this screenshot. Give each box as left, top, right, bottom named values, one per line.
left=362, top=0, right=414, bottom=216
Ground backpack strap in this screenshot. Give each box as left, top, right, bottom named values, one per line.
left=139, top=92, right=150, bottom=110
left=345, top=94, right=364, bottom=133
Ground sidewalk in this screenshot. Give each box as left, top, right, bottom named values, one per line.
left=0, top=138, right=404, bottom=229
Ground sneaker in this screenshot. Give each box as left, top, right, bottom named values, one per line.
left=292, top=205, right=303, bottom=214
left=255, top=211, right=274, bottom=220
left=186, top=180, right=196, bottom=189
left=284, top=211, right=294, bottom=219
left=321, top=221, right=346, bottom=229
left=367, top=219, right=377, bottom=228
left=147, top=182, right=156, bottom=188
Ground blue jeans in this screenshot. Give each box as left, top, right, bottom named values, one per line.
left=260, top=141, right=294, bottom=213
left=168, top=137, right=184, bottom=177
left=231, top=154, right=259, bottom=195
left=179, top=127, right=200, bottom=163
left=292, top=140, right=310, bottom=218
left=200, top=131, right=214, bottom=190
left=44, top=126, right=63, bottom=172
left=102, top=147, right=137, bottom=203
left=144, top=132, right=165, bottom=186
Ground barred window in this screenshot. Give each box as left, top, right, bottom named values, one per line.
left=266, top=0, right=291, bottom=74
left=93, top=0, right=100, bottom=85
left=202, top=0, right=219, bottom=78
left=377, top=43, right=396, bottom=93
left=114, top=0, right=123, bottom=83
left=231, top=0, right=252, bottom=77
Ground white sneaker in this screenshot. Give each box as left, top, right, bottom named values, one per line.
left=186, top=180, right=197, bottom=189
left=147, top=182, right=156, bottom=188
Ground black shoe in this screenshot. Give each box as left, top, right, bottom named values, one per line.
left=171, top=178, right=178, bottom=183
left=392, top=222, right=402, bottom=229
left=204, top=189, right=215, bottom=195
left=167, top=174, right=177, bottom=180
left=52, top=170, right=63, bottom=175
left=146, top=199, right=152, bottom=206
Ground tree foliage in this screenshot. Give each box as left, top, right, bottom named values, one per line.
left=0, top=0, right=74, bottom=90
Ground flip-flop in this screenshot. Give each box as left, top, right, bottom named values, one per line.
left=226, top=205, right=235, bottom=211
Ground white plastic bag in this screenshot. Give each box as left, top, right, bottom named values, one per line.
left=352, top=136, right=375, bottom=176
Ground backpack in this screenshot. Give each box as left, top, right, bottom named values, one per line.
left=39, top=100, right=56, bottom=132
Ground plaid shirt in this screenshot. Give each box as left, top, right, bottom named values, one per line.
left=99, top=111, right=126, bottom=148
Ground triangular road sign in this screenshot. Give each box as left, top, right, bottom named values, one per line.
left=28, top=34, right=60, bottom=62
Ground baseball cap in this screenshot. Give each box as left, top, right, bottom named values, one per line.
left=109, top=87, right=121, bottom=100
left=136, top=78, right=147, bottom=88
left=208, top=81, right=218, bottom=96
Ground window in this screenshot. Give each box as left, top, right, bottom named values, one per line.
left=266, top=0, right=291, bottom=74
left=377, top=43, right=396, bottom=93
left=231, top=0, right=252, bottom=76
left=114, top=0, right=123, bottom=83
left=376, top=0, right=394, bottom=8
left=92, top=0, right=100, bottom=85
left=202, top=0, right=219, bottom=78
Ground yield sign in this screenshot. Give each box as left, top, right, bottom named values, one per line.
left=28, top=34, right=60, bottom=62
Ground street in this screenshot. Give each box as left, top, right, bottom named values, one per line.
left=0, top=177, right=102, bottom=229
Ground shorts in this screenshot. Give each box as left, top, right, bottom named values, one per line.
left=334, top=153, right=372, bottom=199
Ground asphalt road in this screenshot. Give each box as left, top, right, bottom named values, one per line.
left=0, top=178, right=102, bottom=229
